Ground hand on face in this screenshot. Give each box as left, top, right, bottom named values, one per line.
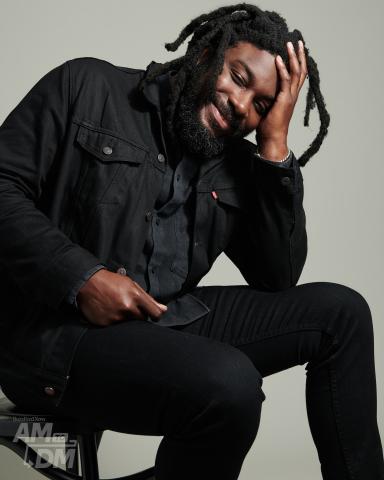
left=256, top=40, right=308, bottom=151
left=179, top=41, right=308, bottom=160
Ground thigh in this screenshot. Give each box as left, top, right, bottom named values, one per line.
left=54, top=317, right=263, bottom=435
left=176, top=282, right=358, bottom=377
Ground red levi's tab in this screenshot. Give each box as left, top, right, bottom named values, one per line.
left=211, top=191, right=218, bottom=200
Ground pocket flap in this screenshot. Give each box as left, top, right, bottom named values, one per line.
left=215, top=187, right=243, bottom=209
left=76, top=123, right=147, bottom=164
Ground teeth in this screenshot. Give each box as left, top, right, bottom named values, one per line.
left=213, top=103, right=228, bottom=128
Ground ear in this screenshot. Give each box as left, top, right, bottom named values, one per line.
left=196, top=47, right=211, bottom=65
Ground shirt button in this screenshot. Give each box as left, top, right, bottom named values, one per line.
left=157, top=153, right=165, bottom=163
left=116, top=267, right=126, bottom=276
left=44, top=386, right=56, bottom=397
left=102, top=146, right=113, bottom=155
left=145, top=211, right=152, bottom=221
left=176, top=174, right=181, bottom=182
left=281, top=176, right=291, bottom=186
left=194, top=241, right=199, bottom=247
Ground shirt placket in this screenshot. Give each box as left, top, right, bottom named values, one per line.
left=147, top=153, right=199, bottom=301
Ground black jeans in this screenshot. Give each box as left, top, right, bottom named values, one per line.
left=45, top=282, right=384, bottom=479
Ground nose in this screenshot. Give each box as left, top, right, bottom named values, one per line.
left=228, top=91, right=252, bottom=119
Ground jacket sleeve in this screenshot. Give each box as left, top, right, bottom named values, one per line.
left=224, top=146, right=307, bottom=291
left=0, top=61, right=104, bottom=309
left=66, top=264, right=107, bottom=309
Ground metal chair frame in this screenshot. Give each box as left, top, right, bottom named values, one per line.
left=0, top=397, right=155, bottom=480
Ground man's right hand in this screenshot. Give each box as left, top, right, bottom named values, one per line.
left=76, top=269, right=168, bottom=327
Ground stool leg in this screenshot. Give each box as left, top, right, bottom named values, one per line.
left=78, top=433, right=99, bottom=480
left=95, top=431, right=104, bottom=451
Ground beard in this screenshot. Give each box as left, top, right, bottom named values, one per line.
left=172, top=63, right=245, bottom=161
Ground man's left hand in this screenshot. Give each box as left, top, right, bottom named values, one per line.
left=256, top=40, right=308, bottom=160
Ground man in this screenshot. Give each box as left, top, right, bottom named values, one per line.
left=0, top=4, right=383, bottom=480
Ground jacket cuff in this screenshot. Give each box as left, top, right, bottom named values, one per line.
left=66, top=263, right=107, bottom=310
left=255, top=152, right=293, bottom=168
left=251, top=150, right=301, bottom=197
left=38, top=247, right=107, bottom=310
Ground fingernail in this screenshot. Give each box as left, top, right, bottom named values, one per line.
left=287, top=41, right=294, bottom=50
left=158, top=304, right=168, bottom=310
left=299, top=40, right=304, bottom=49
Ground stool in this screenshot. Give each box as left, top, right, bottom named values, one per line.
left=0, top=396, right=155, bottom=479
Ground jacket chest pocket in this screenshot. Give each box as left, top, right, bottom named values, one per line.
left=196, top=182, right=244, bottom=258
left=74, top=122, right=148, bottom=206
left=66, top=122, right=152, bottom=248
left=214, top=186, right=244, bottom=210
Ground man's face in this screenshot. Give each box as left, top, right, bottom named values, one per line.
left=175, top=41, right=279, bottom=159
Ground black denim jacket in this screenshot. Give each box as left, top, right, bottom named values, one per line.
left=0, top=57, right=306, bottom=408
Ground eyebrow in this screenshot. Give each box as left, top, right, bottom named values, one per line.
left=235, top=59, right=276, bottom=105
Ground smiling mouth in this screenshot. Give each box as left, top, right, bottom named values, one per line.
left=210, top=102, right=231, bottom=133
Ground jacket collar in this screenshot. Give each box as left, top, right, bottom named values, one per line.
left=139, top=61, right=171, bottom=112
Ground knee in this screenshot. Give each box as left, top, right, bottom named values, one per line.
left=198, top=346, right=265, bottom=435
left=205, top=345, right=265, bottom=400
left=312, top=282, right=373, bottom=339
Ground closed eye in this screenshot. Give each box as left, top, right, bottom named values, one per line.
left=231, top=70, right=245, bottom=87
left=258, top=104, right=269, bottom=117
left=230, top=70, right=268, bottom=117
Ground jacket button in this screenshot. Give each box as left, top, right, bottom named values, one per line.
left=44, top=386, right=56, bottom=396
left=281, top=176, right=291, bottom=186
left=157, top=153, right=165, bottom=163
left=145, top=211, right=152, bottom=221
left=116, top=267, right=127, bottom=276
left=102, top=146, right=113, bottom=155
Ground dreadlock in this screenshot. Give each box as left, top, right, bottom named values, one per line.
left=140, top=3, right=330, bottom=167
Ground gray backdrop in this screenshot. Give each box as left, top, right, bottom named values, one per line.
left=0, top=1, right=382, bottom=478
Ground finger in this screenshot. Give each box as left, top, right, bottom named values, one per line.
left=125, top=304, right=146, bottom=321
left=286, top=41, right=301, bottom=93
left=275, top=55, right=291, bottom=94
left=139, top=295, right=166, bottom=319
left=133, top=281, right=168, bottom=311
left=297, top=40, right=308, bottom=88
left=133, top=285, right=167, bottom=319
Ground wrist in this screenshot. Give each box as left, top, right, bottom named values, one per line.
left=255, top=149, right=292, bottom=166
left=257, top=137, right=290, bottom=161
left=256, top=141, right=290, bottom=162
